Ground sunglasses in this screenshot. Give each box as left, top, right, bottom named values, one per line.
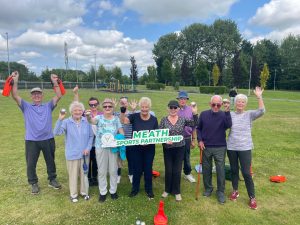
left=211, top=103, right=222, bottom=108
left=103, top=105, right=113, bottom=109
left=89, top=103, right=99, bottom=108
left=169, top=106, right=178, bottom=110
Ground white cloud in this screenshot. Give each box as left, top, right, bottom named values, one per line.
left=17, top=59, right=36, bottom=70
left=99, top=1, right=112, bottom=10
left=249, top=0, right=300, bottom=30
left=123, top=0, right=238, bottom=23
left=19, top=51, right=42, bottom=59
left=0, top=0, right=86, bottom=31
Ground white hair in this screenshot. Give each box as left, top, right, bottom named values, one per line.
left=210, top=95, right=223, bottom=103
left=69, top=101, right=85, bottom=114
left=139, top=97, right=152, bottom=108
left=234, top=94, right=248, bottom=105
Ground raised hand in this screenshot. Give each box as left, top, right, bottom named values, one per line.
left=253, top=86, right=264, bottom=98
left=11, top=71, right=19, bottom=82
left=129, top=99, right=138, bottom=111
left=51, top=74, right=59, bottom=84
left=58, top=110, right=66, bottom=120
left=73, top=85, right=79, bottom=94
left=111, top=98, right=118, bottom=108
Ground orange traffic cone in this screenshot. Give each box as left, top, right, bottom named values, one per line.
left=154, top=200, right=168, bottom=225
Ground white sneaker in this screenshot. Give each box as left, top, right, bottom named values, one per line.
left=117, top=176, right=121, bottom=184
left=128, top=175, right=133, bottom=183
left=184, top=174, right=196, bottom=183
left=175, top=194, right=182, bottom=201
left=161, top=191, right=169, bottom=198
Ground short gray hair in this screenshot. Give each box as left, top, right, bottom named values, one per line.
left=69, top=101, right=85, bottom=114
left=210, top=95, right=222, bottom=103
left=139, top=97, right=152, bottom=108
left=234, top=94, right=248, bottom=105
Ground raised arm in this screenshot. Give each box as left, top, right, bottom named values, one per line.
left=11, top=71, right=22, bottom=106
left=253, top=86, right=265, bottom=109
left=73, top=85, right=79, bottom=102
left=51, top=74, right=62, bottom=106
left=85, top=110, right=98, bottom=125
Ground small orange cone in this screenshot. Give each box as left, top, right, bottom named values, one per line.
left=154, top=200, right=168, bottom=225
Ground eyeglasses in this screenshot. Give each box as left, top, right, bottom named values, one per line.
left=89, top=103, right=99, bottom=108
left=103, top=105, right=113, bottom=109
left=169, top=106, right=178, bottom=110
left=211, top=103, right=222, bottom=108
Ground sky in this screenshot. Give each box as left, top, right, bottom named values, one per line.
left=0, top=0, right=300, bottom=77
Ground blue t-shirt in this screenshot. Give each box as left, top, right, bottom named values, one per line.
left=20, top=99, right=55, bottom=141
left=94, top=115, right=122, bottom=149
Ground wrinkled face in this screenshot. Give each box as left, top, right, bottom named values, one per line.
left=103, top=103, right=114, bottom=115
left=210, top=97, right=222, bottom=112
left=168, top=105, right=179, bottom=116
left=72, top=106, right=83, bottom=120
left=119, top=98, right=128, bottom=107
left=235, top=98, right=247, bottom=111
left=140, top=103, right=150, bottom=116
left=178, top=97, right=188, bottom=107
left=31, top=91, right=43, bottom=104
left=89, top=100, right=99, bottom=112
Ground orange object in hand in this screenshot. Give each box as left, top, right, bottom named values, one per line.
left=2, top=76, right=14, bottom=97
left=52, top=79, right=66, bottom=95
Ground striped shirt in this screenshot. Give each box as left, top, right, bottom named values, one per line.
left=227, top=108, right=265, bottom=151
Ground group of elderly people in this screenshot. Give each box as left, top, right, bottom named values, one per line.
left=9, top=70, right=265, bottom=210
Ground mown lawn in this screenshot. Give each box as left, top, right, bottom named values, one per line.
left=0, top=88, right=299, bottom=225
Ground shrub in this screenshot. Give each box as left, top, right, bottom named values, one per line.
left=199, top=86, right=227, bottom=94
left=146, top=83, right=166, bottom=90
left=277, top=79, right=300, bottom=90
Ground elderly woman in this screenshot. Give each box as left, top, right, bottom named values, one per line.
left=53, top=101, right=94, bottom=203
left=86, top=98, right=124, bottom=203
left=227, top=87, right=265, bottom=210
left=121, top=97, right=158, bottom=199
left=159, top=100, right=198, bottom=201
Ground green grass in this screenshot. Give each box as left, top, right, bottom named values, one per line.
left=0, top=88, right=300, bottom=225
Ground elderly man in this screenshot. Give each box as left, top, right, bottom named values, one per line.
left=177, top=91, right=197, bottom=183
left=10, top=71, right=62, bottom=195
left=196, top=95, right=232, bottom=204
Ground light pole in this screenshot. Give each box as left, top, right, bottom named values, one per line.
left=6, top=32, right=10, bottom=75
left=273, top=68, right=277, bottom=91
left=94, top=54, right=97, bottom=90
left=208, top=71, right=211, bottom=86
left=248, top=57, right=252, bottom=96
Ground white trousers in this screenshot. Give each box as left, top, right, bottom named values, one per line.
left=96, top=148, right=118, bottom=195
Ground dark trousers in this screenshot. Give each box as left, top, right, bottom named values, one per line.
left=126, top=146, right=134, bottom=175
left=163, top=146, right=184, bottom=195
left=88, top=147, right=98, bottom=179
left=202, top=146, right=226, bottom=193
left=131, top=145, right=155, bottom=193
left=183, top=138, right=192, bottom=175
left=227, top=150, right=255, bottom=198
left=25, top=138, right=57, bottom=184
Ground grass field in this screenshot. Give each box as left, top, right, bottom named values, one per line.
left=0, top=87, right=300, bottom=225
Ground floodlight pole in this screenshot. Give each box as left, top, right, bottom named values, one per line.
left=94, top=54, right=97, bottom=90
left=273, top=68, right=277, bottom=91
left=6, top=32, right=10, bottom=75
left=248, top=57, right=252, bottom=96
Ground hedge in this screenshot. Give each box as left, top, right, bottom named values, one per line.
left=146, top=83, right=166, bottom=90
left=199, top=86, right=227, bottom=94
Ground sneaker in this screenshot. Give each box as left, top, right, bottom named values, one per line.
left=175, top=194, right=182, bottom=201
left=70, top=196, right=78, bottom=203
left=146, top=191, right=154, bottom=200
left=249, top=198, right=257, bottom=210
left=229, top=190, right=239, bottom=201
left=31, top=183, right=40, bottom=195
left=111, top=192, right=118, bottom=200
left=217, top=192, right=226, bottom=204
left=128, top=175, right=133, bottom=183
left=48, top=179, right=62, bottom=189
left=129, top=190, right=138, bottom=198
left=184, top=174, right=196, bottom=183
left=117, top=176, right=121, bottom=184
left=161, top=191, right=169, bottom=198
left=81, top=194, right=90, bottom=200
left=203, top=189, right=213, bottom=197
left=99, top=194, right=107, bottom=203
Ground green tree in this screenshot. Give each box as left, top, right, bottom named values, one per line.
left=260, top=63, right=270, bottom=89
left=194, top=59, right=209, bottom=86
left=212, top=64, right=220, bottom=86
left=161, top=59, right=174, bottom=85
left=147, top=65, right=157, bottom=82
left=130, top=56, right=138, bottom=84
